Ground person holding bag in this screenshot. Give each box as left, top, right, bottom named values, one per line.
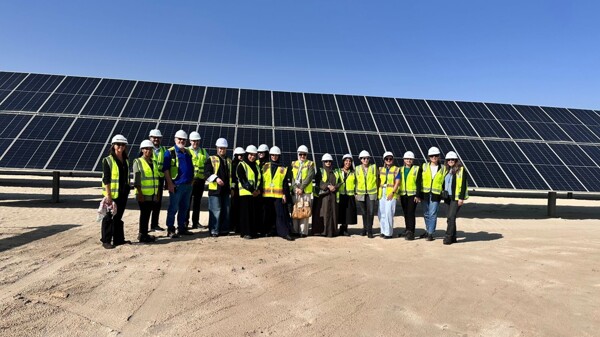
left=288, top=145, right=315, bottom=237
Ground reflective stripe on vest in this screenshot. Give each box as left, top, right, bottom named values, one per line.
left=102, top=156, right=129, bottom=199
left=262, top=162, right=287, bottom=198
left=134, top=157, right=159, bottom=196
left=400, top=165, right=419, bottom=196
left=291, top=160, right=314, bottom=194
left=454, top=166, right=469, bottom=200
left=208, top=155, right=232, bottom=190
left=336, top=168, right=356, bottom=196
left=152, top=146, right=166, bottom=178
left=239, top=161, right=261, bottom=196
left=422, top=163, right=446, bottom=195
left=189, top=147, right=208, bottom=179
left=355, top=164, right=377, bottom=195
left=378, top=166, right=400, bottom=199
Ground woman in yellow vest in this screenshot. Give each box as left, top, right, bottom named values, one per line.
left=442, top=151, right=469, bottom=245
left=230, top=147, right=246, bottom=234
left=101, top=134, right=131, bottom=249
left=289, top=145, right=315, bottom=237
left=355, top=150, right=378, bottom=238
left=377, top=151, right=400, bottom=239
left=336, top=154, right=357, bottom=236
left=237, top=145, right=262, bottom=239
left=396, top=151, right=422, bottom=240
left=420, top=147, right=446, bottom=241
left=133, top=140, right=159, bottom=243
left=186, top=131, right=208, bottom=229
left=262, top=146, right=294, bottom=241
left=313, top=153, right=342, bottom=237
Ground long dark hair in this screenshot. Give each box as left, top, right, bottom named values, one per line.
left=444, top=158, right=463, bottom=175
left=109, top=144, right=129, bottom=162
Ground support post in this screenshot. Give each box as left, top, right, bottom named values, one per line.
left=52, top=171, right=60, bottom=203
left=547, top=191, right=557, bottom=218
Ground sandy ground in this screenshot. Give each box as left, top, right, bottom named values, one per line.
left=0, top=176, right=599, bottom=337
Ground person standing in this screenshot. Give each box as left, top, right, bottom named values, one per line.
left=442, top=151, right=469, bottom=245
left=377, top=151, right=400, bottom=239
left=149, top=129, right=166, bottom=232
left=262, top=146, right=294, bottom=240
left=315, top=154, right=341, bottom=237
left=237, top=145, right=262, bottom=239
left=420, top=147, right=446, bottom=241
left=205, top=138, right=232, bottom=237
left=355, top=150, right=378, bottom=238
left=336, top=154, right=357, bottom=236
left=163, top=130, right=195, bottom=238
left=289, top=145, right=315, bottom=237
left=230, top=147, right=245, bottom=234
left=257, top=144, right=269, bottom=170
left=133, top=140, right=159, bottom=243
left=397, top=151, right=422, bottom=240
left=187, top=131, right=208, bottom=229
left=101, top=134, right=131, bottom=249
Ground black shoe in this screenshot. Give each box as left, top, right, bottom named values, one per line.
left=167, top=230, right=179, bottom=238
left=102, top=242, right=115, bottom=249
left=138, top=234, right=156, bottom=243
left=443, top=236, right=453, bottom=245
left=191, top=223, right=200, bottom=229
left=243, top=235, right=252, bottom=240
left=361, top=231, right=367, bottom=236
left=419, top=232, right=429, bottom=239
left=379, top=233, right=385, bottom=238
left=150, top=225, right=166, bottom=232
left=339, top=231, right=350, bottom=237
left=178, top=229, right=194, bottom=236
left=384, top=235, right=392, bottom=239
left=426, top=234, right=434, bottom=241
left=291, top=233, right=301, bottom=238
left=283, top=235, right=295, bottom=241
left=367, top=232, right=374, bottom=239
left=452, top=237, right=457, bottom=243
left=404, top=231, right=415, bottom=241
left=211, top=233, right=218, bottom=237
left=114, top=240, right=131, bottom=246
left=219, top=232, right=229, bottom=237
left=301, top=234, right=308, bottom=238
left=398, top=231, right=406, bottom=237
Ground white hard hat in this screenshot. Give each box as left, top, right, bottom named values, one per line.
left=342, top=154, right=352, bottom=160
left=269, top=146, right=281, bottom=155
left=233, top=147, right=245, bottom=155
left=149, top=129, right=162, bottom=138
left=140, top=139, right=154, bottom=148
left=297, top=145, right=309, bottom=153
left=245, top=145, right=258, bottom=154
left=403, top=151, right=415, bottom=159
left=428, top=147, right=441, bottom=156
left=189, top=131, right=201, bottom=141
left=359, top=150, right=370, bottom=159
left=258, top=144, right=269, bottom=152
left=383, top=151, right=394, bottom=158
left=111, top=134, right=128, bottom=144
left=174, top=130, right=188, bottom=140
left=321, top=153, right=333, bottom=161
left=445, top=151, right=459, bottom=160
left=215, top=138, right=228, bottom=148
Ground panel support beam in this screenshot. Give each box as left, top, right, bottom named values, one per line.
left=52, top=171, right=60, bottom=203
left=547, top=191, right=557, bottom=217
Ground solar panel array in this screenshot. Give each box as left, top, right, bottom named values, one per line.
left=1, top=71, right=599, bottom=192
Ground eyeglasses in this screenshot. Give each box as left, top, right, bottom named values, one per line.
left=323, top=160, right=332, bottom=163
left=384, top=157, right=393, bottom=161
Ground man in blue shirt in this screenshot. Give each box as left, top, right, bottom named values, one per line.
left=163, top=130, right=195, bottom=238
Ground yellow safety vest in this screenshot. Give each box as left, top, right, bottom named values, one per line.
left=133, top=157, right=159, bottom=196
left=336, top=168, right=356, bottom=196
left=262, top=162, right=288, bottom=198
left=422, top=163, right=446, bottom=195
left=399, top=165, right=420, bottom=196
left=453, top=167, right=469, bottom=200
left=208, top=155, right=232, bottom=190
left=378, top=166, right=400, bottom=199
left=238, top=161, right=261, bottom=196
left=188, top=147, right=208, bottom=179
left=355, top=164, right=377, bottom=196
left=152, top=146, right=166, bottom=178
left=291, top=160, right=315, bottom=194
left=101, top=156, right=129, bottom=199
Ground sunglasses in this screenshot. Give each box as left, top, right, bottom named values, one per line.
left=447, top=159, right=457, bottom=162
left=298, top=153, right=307, bottom=157
left=324, top=160, right=332, bottom=163
left=384, top=157, right=393, bottom=161
left=429, top=155, right=439, bottom=158
left=360, top=157, right=370, bottom=160
left=114, top=143, right=126, bottom=147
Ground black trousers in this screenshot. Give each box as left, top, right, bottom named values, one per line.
left=101, top=195, right=127, bottom=244
left=187, top=178, right=205, bottom=225
left=446, top=199, right=461, bottom=238
left=138, top=200, right=156, bottom=235
left=400, top=195, right=418, bottom=233
left=151, top=177, right=165, bottom=228
left=357, top=197, right=377, bottom=234
left=265, top=197, right=292, bottom=237
left=263, top=197, right=276, bottom=235
left=239, top=195, right=260, bottom=237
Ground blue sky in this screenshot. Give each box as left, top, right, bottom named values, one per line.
left=1, top=0, right=598, bottom=109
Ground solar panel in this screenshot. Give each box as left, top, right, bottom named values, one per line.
left=1, top=71, right=599, bottom=193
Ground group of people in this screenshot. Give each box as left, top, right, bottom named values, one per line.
left=100, top=129, right=468, bottom=249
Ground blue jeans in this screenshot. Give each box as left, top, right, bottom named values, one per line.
left=208, top=194, right=230, bottom=235
left=422, top=194, right=440, bottom=234
left=167, top=184, right=193, bottom=231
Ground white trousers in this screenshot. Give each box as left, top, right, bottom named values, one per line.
left=292, top=194, right=312, bottom=235
left=378, top=187, right=396, bottom=236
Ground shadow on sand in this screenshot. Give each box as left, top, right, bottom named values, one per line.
left=0, top=224, right=80, bottom=253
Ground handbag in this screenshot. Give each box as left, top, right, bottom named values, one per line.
left=292, top=194, right=312, bottom=219
left=440, top=190, right=449, bottom=200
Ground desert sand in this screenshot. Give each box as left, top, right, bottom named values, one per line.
left=0, top=175, right=599, bottom=337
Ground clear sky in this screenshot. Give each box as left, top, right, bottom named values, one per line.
left=1, top=0, right=598, bottom=109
